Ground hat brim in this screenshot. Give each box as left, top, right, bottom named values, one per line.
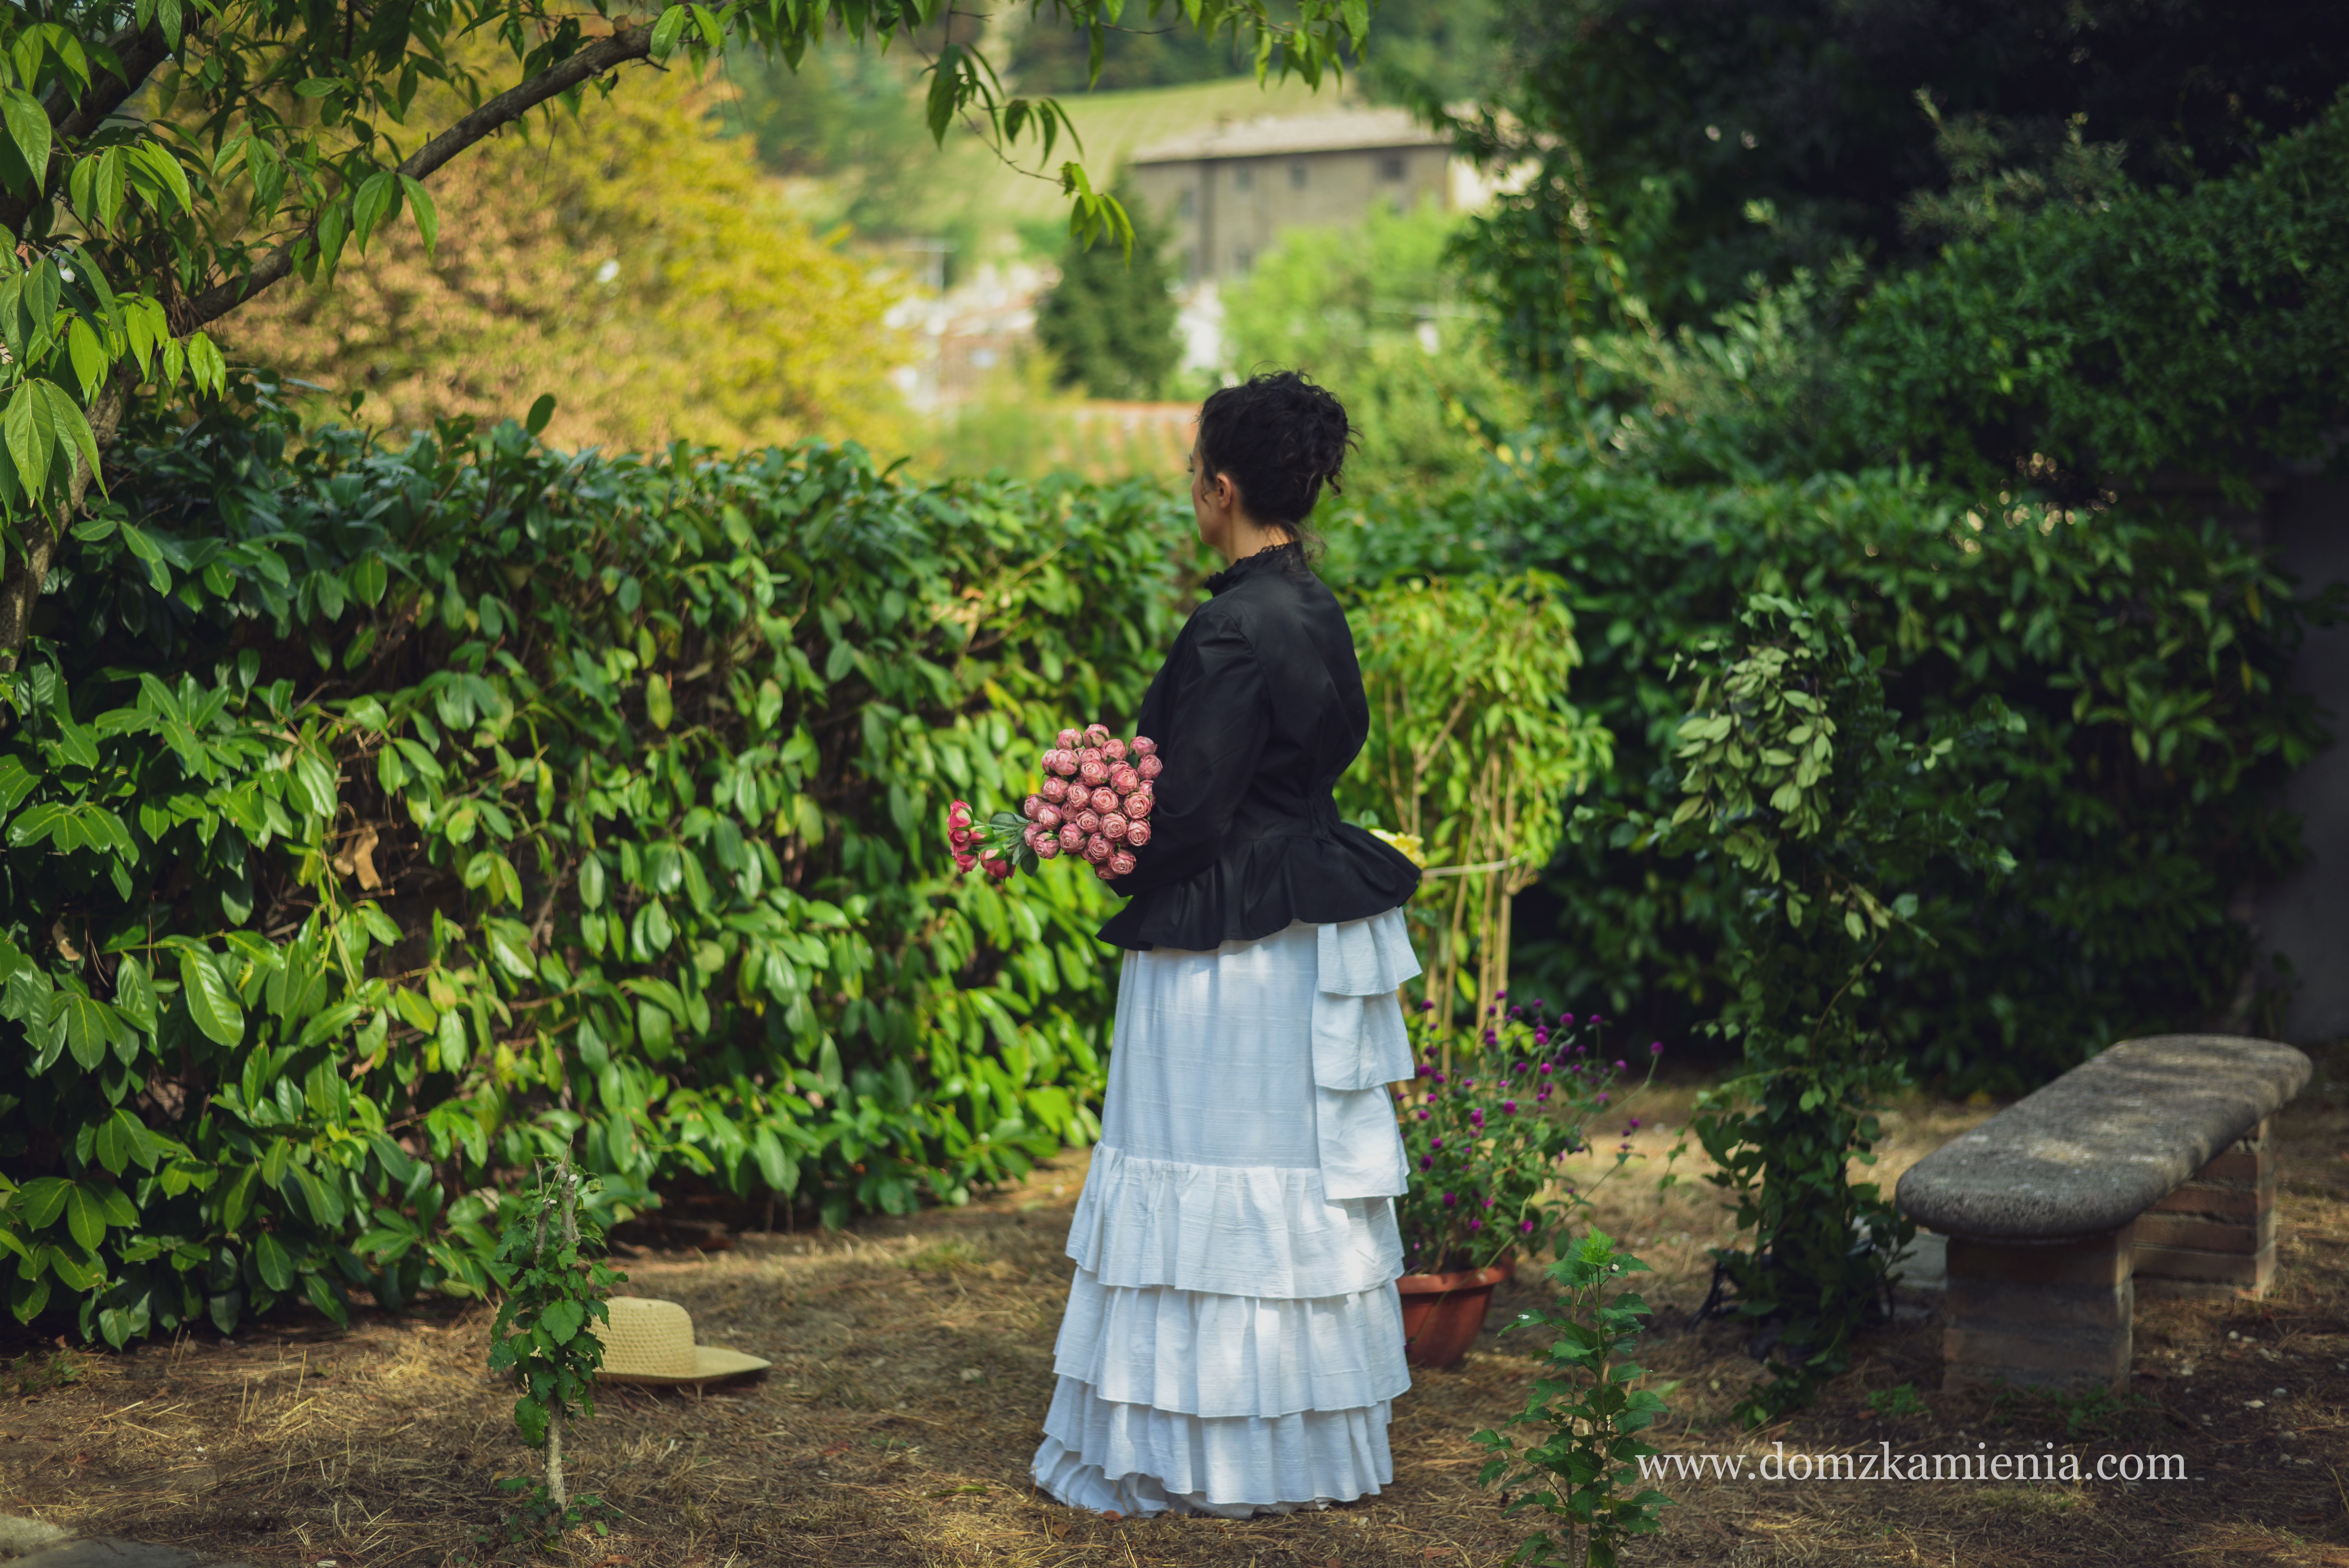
left=597, top=1346, right=771, bottom=1386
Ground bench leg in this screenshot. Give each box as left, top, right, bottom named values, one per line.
left=2132, top=1116, right=2278, bottom=1299
left=1941, top=1229, right=2132, bottom=1393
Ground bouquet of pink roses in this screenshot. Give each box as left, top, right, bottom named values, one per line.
left=946, top=722, right=1162, bottom=883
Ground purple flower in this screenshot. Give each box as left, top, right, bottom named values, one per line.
left=1538, top=1062, right=1553, bottom=1076
left=1496, top=989, right=1508, bottom=999
left=1481, top=1195, right=1495, bottom=1208
left=1416, top=1063, right=1434, bottom=1079
left=1442, top=1192, right=1457, bottom=1208
left=1469, top=1109, right=1485, bottom=1129
left=1536, top=1089, right=1551, bottom=1104
left=1419, top=999, right=1435, bottom=1012
left=1561, top=1013, right=1575, bottom=1027
left=1431, top=1137, right=1444, bottom=1151
left=1468, top=1217, right=1483, bottom=1232
left=1419, top=1155, right=1433, bottom=1171
left=1534, top=1028, right=1549, bottom=1047
left=1520, top=1218, right=1536, bottom=1235
left=1650, top=1040, right=1665, bottom=1055
left=1501, top=1100, right=1517, bottom=1114
left=1596, top=1093, right=1609, bottom=1105
left=1629, top=1117, right=1642, bottom=1129
left=1417, top=1108, right=1430, bottom=1121
left=1483, top=1028, right=1497, bottom=1045
left=1615, top=1059, right=1627, bottom=1070
left=1433, top=1073, right=1447, bottom=1085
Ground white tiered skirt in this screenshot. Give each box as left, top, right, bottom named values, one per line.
left=1032, top=911, right=1420, bottom=1517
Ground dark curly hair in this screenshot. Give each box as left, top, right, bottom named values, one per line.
left=1195, top=370, right=1356, bottom=551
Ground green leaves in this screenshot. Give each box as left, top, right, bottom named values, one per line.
left=176, top=945, right=245, bottom=1048
left=0, top=86, right=52, bottom=195
left=1474, top=1229, right=1676, bottom=1565
left=2, top=379, right=102, bottom=506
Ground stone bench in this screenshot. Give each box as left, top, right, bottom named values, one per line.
left=1894, top=1033, right=2312, bottom=1393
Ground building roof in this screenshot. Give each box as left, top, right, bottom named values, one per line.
left=1131, top=105, right=1447, bottom=164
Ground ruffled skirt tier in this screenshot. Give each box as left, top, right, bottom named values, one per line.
left=1032, top=912, right=1420, bottom=1517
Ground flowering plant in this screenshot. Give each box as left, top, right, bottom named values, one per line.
left=945, top=723, right=1162, bottom=884
left=1395, top=996, right=1661, bottom=1277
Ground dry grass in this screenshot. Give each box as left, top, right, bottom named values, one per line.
left=2, top=1051, right=2346, bottom=1567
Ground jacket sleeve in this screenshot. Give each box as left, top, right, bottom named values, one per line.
left=1109, top=613, right=1267, bottom=900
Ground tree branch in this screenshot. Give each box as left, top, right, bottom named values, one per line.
left=0, top=23, right=175, bottom=235
left=183, top=23, right=654, bottom=331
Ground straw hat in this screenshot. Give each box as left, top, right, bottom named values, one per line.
left=590, top=1297, right=770, bottom=1385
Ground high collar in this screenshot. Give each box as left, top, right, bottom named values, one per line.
left=1205, top=539, right=1303, bottom=596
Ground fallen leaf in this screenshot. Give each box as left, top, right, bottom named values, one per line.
left=818, top=1442, right=852, bottom=1457
left=1050, top=1523, right=1069, bottom=1539
left=2295, top=1511, right=2326, bottom=1523
left=1325, top=1559, right=1342, bottom=1568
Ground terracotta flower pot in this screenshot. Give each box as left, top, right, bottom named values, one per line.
left=1397, top=1265, right=1508, bottom=1369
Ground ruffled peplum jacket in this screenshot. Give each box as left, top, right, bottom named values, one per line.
left=1099, top=540, right=1421, bottom=951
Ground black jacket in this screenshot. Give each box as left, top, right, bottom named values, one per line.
left=1099, top=542, right=1421, bottom=950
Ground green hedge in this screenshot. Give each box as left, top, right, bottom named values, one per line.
left=0, top=392, right=1187, bottom=1344
left=1389, top=453, right=2327, bottom=1091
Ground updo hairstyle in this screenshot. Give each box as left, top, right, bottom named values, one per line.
left=1195, top=371, right=1356, bottom=552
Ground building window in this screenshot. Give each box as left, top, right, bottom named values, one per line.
left=1233, top=164, right=1253, bottom=191
left=1290, top=161, right=1309, bottom=189
left=1378, top=153, right=1406, bottom=182
left=1177, top=187, right=1195, bottom=218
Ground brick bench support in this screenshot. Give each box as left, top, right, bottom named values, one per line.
left=1899, top=1036, right=2310, bottom=1394
left=2133, top=1117, right=2277, bottom=1298
left=1943, top=1229, right=2133, bottom=1391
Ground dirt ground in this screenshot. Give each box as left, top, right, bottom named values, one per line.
left=4, top=1047, right=2346, bottom=1568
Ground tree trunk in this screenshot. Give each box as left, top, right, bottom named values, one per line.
left=0, top=382, right=126, bottom=672
left=546, top=1406, right=567, bottom=1508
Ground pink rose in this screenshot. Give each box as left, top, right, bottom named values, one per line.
left=949, top=827, right=973, bottom=848
left=1078, top=747, right=1103, bottom=767
left=1079, top=759, right=1109, bottom=786
left=1057, top=728, right=1082, bottom=750
left=1137, top=755, right=1163, bottom=780
left=1124, top=819, right=1152, bottom=847
left=1130, top=736, right=1157, bottom=757
left=1084, top=786, right=1112, bottom=814
left=1107, top=849, right=1137, bottom=877
left=1094, top=862, right=1119, bottom=881
left=1123, top=790, right=1154, bottom=820
left=985, top=859, right=1011, bottom=882
left=953, top=851, right=978, bottom=873
left=1041, top=776, right=1069, bottom=802
left=1037, top=804, right=1063, bottom=829
left=1021, top=794, right=1044, bottom=820
left=1101, top=737, right=1127, bottom=762
left=1036, top=835, right=1062, bottom=859
left=1084, top=723, right=1112, bottom=747
left=1049, top=750, right=1079, bottom=777
left=1084, top=833, right=1112, bottom=863
left=1073, top=809, right=1101, bottom=835
left=1100, top=812, right=1128, bottom=840
left=1058, top=823, right=1085, bottom=852
left=1108, top=764, right=1140, bottom=793
left=948, top=799, right=973, bottom=829
left=1022, top=823, right=1046, bottom=849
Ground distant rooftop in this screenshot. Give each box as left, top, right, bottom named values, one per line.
left=1131, top=105, right=1446, bottom=164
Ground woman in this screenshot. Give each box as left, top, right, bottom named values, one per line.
left=1030, top=371, right=1424, bottom=1518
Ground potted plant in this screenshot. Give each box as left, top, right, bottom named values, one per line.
left=1394, top=996, right=1657, bottom=1368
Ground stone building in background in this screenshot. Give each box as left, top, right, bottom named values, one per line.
left=1129, top=106, right=1491, bottom=286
